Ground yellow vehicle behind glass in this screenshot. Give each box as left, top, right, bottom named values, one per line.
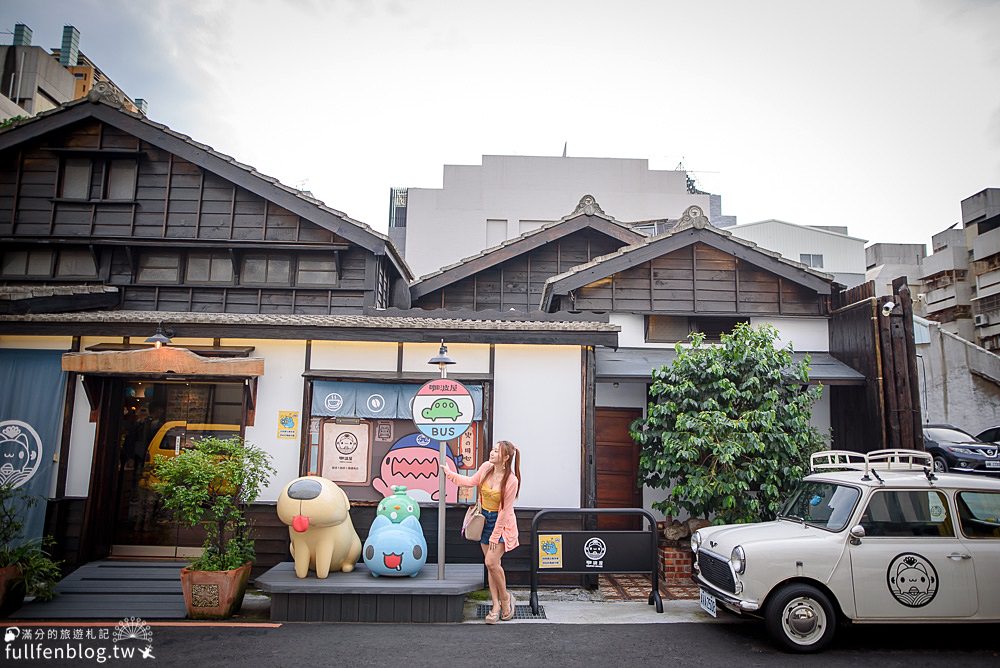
left=138, top=421, right=240, bottom=488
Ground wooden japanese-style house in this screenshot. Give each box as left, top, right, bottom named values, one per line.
left=409, top=202, right=867, bottom=526
left=0, top=93, right=618, bottom=580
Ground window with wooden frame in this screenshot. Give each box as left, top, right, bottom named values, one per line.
left=136, top=252, right=181, bottom=283
left=59, top=158, right=91, bottom=199
left=58, top=157, right=137, bottom=201
left=1, top=249, right=55, bottom=277
left=645, top=315, right=748, bottom=344
left=54, top=248, right=99, bottom=278
left=296, top=254, right=338, bottom=287
left=241, top=254, right=291, bottom=285
left=186, top=252, right=233, bottom=284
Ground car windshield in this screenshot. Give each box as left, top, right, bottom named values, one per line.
left=925, top=427, right=977, bottom=443
left=778, top=482, right=861, bottom=532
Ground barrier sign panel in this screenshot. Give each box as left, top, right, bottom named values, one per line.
left=412, top=379, right=474, bottom=442
left=537, top=531, right=653, bottom=573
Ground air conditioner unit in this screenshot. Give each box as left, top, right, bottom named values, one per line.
left=974, top=314, right=989, bottom=327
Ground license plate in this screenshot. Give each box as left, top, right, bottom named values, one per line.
left=987, top=461, right=1000, bottom=469
left=699, top=589, right=717, bottom=617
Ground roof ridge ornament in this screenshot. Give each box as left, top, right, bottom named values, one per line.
left=86, top=81, right=124, bottom=108
left=680, top=205, right=710, bottom=229
left=572, top=194, right=606, bottom=217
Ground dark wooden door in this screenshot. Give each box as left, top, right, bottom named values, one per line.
left=595, top=408, right=643, bottom=530
left=79, top=378, right=124, bottom=561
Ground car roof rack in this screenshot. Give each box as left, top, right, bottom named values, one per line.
left=810, top=449, right=933, bottom=475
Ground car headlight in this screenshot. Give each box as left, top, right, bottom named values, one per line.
left=730, top=545, right=746, bottom=574
left=944, top=446, right=974, bottom=455
left=690, top=531, right=702, bottom=554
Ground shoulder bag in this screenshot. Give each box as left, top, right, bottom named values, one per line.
left=462, top=497, right=485, bottom=541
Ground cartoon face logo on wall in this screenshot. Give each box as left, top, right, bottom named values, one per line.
left=371, top=433, right=462, bottom=502
left=887, top=553, right=939, bottom=608
left=0, top=421, right=43, bottom=488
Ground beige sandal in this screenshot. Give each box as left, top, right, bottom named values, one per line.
left=501, top=592, right=516, bottom=621
left=485, top=607, right=500, bottom=624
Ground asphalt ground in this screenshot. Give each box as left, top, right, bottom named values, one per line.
left=4, top=614, right=998, bottom=667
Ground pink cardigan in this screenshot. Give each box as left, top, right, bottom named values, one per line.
left=447, top=462, right=519, bottom=552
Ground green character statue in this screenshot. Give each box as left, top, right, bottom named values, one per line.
left=377, top=485, right=421, bottom=523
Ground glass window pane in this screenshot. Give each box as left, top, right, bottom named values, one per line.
left=61, top=159, right=90, bottom=199
left=1, top=251, right=28, bottom=276
left=242, top=256, right=266, bottom=283
left=26, top=250, right=53, bottom=276
left=957, top=492, right=1000, bottom=538
left=209, top=256, right=233, bottom=282
left=267, top=258, right=290, bottom=283
left=107, top=160, right=136, bottom=199
left=137, top=253, right=180, bottom=282
left=55, top=249, right=98, bottom=277
left=187, top=254, right=211, bottom=282
left=860, top=491, right=954, bottom=537
left=297, top=256, right=337, bottom=286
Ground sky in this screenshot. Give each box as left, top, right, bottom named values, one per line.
left=3, top=0, right=999, bottom=247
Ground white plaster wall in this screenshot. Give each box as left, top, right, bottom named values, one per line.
left=493, top=345, right=581, bottom=508
left=596, top=381, right=647, bottom=408
left=405, top=155, right=709, bottom=277
left=611, top=314, right=668, bottom=349
left=401, top=342, right=490, bottom=374
left=750, top=317, right=830, bottom=352
left=731, top=221, right=867, bottom=275
left=811, top=390, right=832, bottom=443
left=310, top=340, right=397, bottom=372
left=230, top=339, right=307, bottom=502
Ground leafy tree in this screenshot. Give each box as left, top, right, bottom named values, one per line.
left=153, top=436, right=274, bottom=571
left=630, top=323, right=825, bottom=525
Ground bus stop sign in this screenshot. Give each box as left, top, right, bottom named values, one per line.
left=412, top=378, right=473, bottom=442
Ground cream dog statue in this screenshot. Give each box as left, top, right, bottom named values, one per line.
left=277, top=476, right=362, bottom=579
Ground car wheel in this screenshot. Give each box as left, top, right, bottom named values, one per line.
left=933, top=456, right=949, bottom=473
left=764, top=583, right=837, bottom=653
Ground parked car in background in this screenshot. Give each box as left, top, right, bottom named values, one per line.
left=693, top=450, right=1000, bottom=652
left=976, top=425, right=1000, bottom=444
left=922, top=424, right=1000, bottom=475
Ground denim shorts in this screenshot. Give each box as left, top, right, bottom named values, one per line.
left=480, top=509, right=505, bottom=545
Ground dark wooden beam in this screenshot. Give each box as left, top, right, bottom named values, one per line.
left=0, top=236, right=351, bottom=252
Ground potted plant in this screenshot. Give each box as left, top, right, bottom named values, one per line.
left=152, top=435, right=273, bottom=619
left=0, top=484, right=62, bottom=616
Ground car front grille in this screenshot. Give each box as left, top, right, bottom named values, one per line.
left=697, top=550, right=735, bottom=593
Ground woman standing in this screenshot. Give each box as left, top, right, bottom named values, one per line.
left=441, top=440, right=521, bottom=624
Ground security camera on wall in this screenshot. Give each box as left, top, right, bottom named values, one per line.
left=882, top=301, right=896, bottom=317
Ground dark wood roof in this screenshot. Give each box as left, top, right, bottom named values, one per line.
left=540, top=207, right=836, bottom=311
left=0, top=309, right=620, bottom=346
left=0, top=98, right=413, bottom=281
left=409, top=195, right=643, bottom=299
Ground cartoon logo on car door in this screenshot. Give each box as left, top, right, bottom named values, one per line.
left=887, top=553, right=938, bottom=608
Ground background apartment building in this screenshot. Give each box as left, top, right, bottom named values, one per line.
left=391, top=155, right=736, bottom=277
left=1, top=24, right=142, bottom=121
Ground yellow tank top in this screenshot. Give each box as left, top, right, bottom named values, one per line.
left=479, top=481, right=502, bottom=512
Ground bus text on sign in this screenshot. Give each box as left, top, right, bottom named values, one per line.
left=412, top=379, right=474, bottom=442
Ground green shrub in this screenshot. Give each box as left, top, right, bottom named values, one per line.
left=0, top=484, right=62, bottom=601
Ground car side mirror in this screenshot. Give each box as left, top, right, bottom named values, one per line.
left=849, top=525, right=865, bottom=545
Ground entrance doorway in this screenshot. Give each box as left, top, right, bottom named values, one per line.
left=595, top=408, right=643, bottom=530
left=106, top=380, right=244, bottom=558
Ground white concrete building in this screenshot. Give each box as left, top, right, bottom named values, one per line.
left=730, top=219, right=867, bottom=288
left=394, top=155, right=735, bottom=277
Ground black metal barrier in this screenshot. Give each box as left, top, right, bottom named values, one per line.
left=529, top=508, right=663, bottom=614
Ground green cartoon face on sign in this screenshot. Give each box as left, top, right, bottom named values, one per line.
left=420, top=398, right=462, bottom=422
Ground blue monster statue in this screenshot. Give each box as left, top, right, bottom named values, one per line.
left=363, top=515, right=428, bottom=577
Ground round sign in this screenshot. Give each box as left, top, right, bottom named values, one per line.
left=412, top=379, right=474, bottom=442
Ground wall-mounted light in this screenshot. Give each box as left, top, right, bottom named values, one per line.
left=145, top=324, right=172, bottom=349
left=427, top=339, right=456, bottom=378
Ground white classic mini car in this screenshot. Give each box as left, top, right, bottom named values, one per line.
left=692, top=449, right=1000, bottom=652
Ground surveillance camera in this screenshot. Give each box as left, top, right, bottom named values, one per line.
left=882, top=301, right=896, bottom=317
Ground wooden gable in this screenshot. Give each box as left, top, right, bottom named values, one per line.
left=413, top=226, right=634, bottom=313
left=561, top=242, right=827, bottom=316
left=0, top=102, right=409, bottom=315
